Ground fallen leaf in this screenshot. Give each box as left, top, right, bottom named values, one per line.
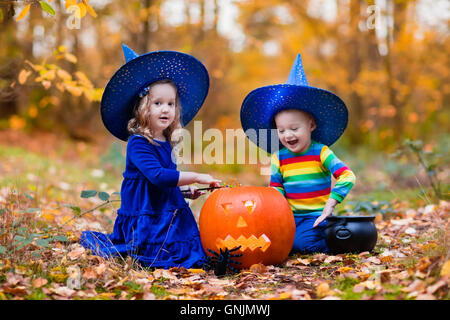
left=2, top=285, right=28, bottom=295
left=32, top=278, right=48, bottom=288
left=353, top=283, right=365, bottom=293
left=324, top=256, right=342, bottom=264
left=51, top=286, right=76, bottom=297
left=358, top=251, right=371, bottom=258
left=95, top=263, right=107, bottom=275
left=426, top=280, right=447, bottom=294
left=337, top=267, right=354, bottom=274
left=316, top=282, right=334, bottom=298
left=296, top=258, right=311, bottom=266
left=401, top=279, right=426, bottom=293
left=249, top=263, right=267, bottom=274
left=416, top=294, right=436, bottom=300
left=82, top=268, right=97, bottom=280
left=153, top=269, right=176, bottom=280
left=67, top=246, right=85, bottom=260
left=279, top=292, right=292, bottom=300
left=364, top=256, right=381, bottom=264
left=404, top=227, right=416, bottom=235
left=440, top=260, right=450, bottom=277
left=187, top=268, right=206, bottom=274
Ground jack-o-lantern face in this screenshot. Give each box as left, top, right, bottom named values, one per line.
left=199, top=186, right=295, bottom=269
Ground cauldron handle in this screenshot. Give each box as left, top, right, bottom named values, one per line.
left=330, top=217, right=352, bottom=240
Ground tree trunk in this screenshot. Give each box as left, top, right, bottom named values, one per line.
left=0, top=3, right=19, bottom=118
left=347, top=0, right=364, bottom=144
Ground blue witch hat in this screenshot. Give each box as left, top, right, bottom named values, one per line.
left=100, top=44, right=210, bottom=141
left=240, top=54, right=348, bottom=153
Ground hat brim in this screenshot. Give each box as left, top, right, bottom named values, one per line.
left=240, top=84, right=348, bottom=153
left=101, top=51, right=209, bottom=141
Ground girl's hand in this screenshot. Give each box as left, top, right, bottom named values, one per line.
left=187, top=185, right=205, bottom=200
left=196, top=173, right=221, bottom=186
left=313, top=198, right=339, bottom=228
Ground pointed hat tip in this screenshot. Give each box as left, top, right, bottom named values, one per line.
left=286, top=53, right=308, bottom=86
left=121, top=43, right=139, bottom=63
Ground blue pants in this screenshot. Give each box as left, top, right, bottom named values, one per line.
left=291, top=215, right=329, bottom=254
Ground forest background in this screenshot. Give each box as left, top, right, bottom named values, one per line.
left=0, top=0, right=448, bottom=301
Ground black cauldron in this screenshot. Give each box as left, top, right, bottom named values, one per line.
left=324, top=215, right=378, bottom=254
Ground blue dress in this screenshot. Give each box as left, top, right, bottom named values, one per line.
left=80, top=134, right=206, bottom=268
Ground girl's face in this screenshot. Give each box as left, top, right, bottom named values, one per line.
left=274, top=109, right=316, bottom=153
left=148, top=83, right=177, bottom=139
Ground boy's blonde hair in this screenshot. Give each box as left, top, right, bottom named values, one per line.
left=273, top=109, right=316, bottom=128
left=127, top=79, right=182, bottom=147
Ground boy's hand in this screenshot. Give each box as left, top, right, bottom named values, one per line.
left=313, top=198, right=339, bottom=228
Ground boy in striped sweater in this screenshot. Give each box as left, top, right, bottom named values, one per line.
left=241, top=53, right=355, bottom=253
left=270, top=109, right=356, bottom=253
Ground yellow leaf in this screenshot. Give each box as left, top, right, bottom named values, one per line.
left=56, top=82, right=65, bottom=92
left=57, top=69, right=72, bottom=81
left=9, top=115, right=26, bottom=130
left=187, top=268, right=206, bottom=274
left=25, top=60, right=43, bottom=72
left=41, top=211, right=55, bottom=222
left=41, top=80, right=51, bottom=89
left=316, top=282, right=334, bottom=298
left=337, top=267, right=354, bottom=274
left=441, top=260, right=450, bottom=277
left=75, top=3, right=87, bottom=18
left=65, top=0, right=77, bottom=10
left=90, top=88, right=104, bottom=101
left=16, top=4, right=31, bottom=21
left=279, top=292, right=292, bottom=300
left=75, top=71, right=93, bottom=88
left=65, top=84, right=83, bottom=96
left=28, top=106, right=38, bottom=118
left=58, top=45, right=67, bottom=53
left=18, top=69, right=31, bottom=84
left=82, top=0, right=97, bottom=18
left=64, top=53, right=78, bottom=64
left=97, top=292, right=116, bottom=299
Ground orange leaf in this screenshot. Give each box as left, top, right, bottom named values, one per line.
left=18, top=69, right=31, bottom=84
left=82, top=0, right=97, bottom=18
left=440, top=260, right=450, bottom=277
left=65, top=0, right=77, bottom=10
left=75, top=3, right=87, bottom=18
left=67, top=246, right=85, bottom=260
left=337, top=267, right=354, bottom=274
left=16, top=4, right=31, bottom=21
left=186, top=268, right=206, bottom=274
left=32, top=278, right=48, bottom=288
left=249, top=263, right=267, bottom=274
left=316, top=282, right=334, bottom=298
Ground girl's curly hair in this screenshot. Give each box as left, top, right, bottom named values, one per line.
left=127, top=79, right=183, bottom=147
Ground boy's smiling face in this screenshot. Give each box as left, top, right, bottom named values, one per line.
left=274, top=109, right=317, bottom=153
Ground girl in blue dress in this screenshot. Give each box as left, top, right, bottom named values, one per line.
left=80, top=45, right=220, bottom=269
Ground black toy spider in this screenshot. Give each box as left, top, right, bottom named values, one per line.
left=202, top=246, right=243, bottom=276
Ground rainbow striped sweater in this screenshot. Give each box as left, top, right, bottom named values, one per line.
left=270, top=140, right=356, bottom=215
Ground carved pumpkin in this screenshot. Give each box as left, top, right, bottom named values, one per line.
left=199, top=186, right=295, bottom=269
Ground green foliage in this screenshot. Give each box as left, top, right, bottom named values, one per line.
left=39, top=1, right=55, bottom=15
left=391, top=138, right=449, bottom=200
left=337, top=200, right=397, bottom=217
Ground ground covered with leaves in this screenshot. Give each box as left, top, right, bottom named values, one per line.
left=0, top=131, right=449, bottom=300
left=1, top=189, right=448, bottom=300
